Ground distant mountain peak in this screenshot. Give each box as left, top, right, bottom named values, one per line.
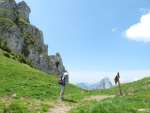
left=77, top=77, right=113, bottom=90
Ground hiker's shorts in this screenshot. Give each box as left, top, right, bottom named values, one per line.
left=60, top=85, right=65, bottom=93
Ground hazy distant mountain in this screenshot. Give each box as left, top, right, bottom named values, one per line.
left=93, top=77, right=113, bottom=89
left=77, top=77, right=113, bottom=90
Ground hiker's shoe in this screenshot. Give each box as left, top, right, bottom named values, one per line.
left=60, top=97, right=64, bottom=101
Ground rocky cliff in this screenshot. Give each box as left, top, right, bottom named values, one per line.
left=0, top=0, right=65, bottom=74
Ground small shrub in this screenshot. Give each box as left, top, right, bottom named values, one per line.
left=41, top=104, right=49, bottom=112
left=37, top=47, right=43, bottom=54
left=21, top=46, right=30, bottom=57
left=12, top=56, right=16, bottom=60
left=17, top=55, right=27, bottom=64
left=17, top=17, right=29, bottom=25
left=3, top=52, right=10, bottom=58
left=14, top=54, right=33, bottom=67
left=0, top=39, right=11, bottom=53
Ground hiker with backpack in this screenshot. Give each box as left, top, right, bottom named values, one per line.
left=55, top=57, right=68, bottom=101
left=58, top=71, right=68, bottom=101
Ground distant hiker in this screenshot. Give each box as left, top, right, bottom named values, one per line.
left=58, top=71, right=68, bottom=101
left=114, top=72, right=123, bottom=96
left=114, top=72, right=120, bottom=85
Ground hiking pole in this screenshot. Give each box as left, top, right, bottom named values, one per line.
left=118, top=77, right=123, bottom=96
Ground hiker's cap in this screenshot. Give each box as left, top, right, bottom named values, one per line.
left=63, top=72, right=68, bottom=76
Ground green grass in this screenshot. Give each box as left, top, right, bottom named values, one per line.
left=70, top=77, right=150, bottom=113
left=0, top=49, right=90, bottom=112
left=0, top=48, right=150, bottom=113
left=0, top=50, right=58, bottom=100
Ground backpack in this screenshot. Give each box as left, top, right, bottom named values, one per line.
left=58, top=76, right=65, bottom=85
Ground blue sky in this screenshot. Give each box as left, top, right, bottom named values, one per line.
left=16, top=0, right=150, bottom=83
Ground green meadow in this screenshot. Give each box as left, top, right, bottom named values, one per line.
left=0, top=49, right=150, bottom=113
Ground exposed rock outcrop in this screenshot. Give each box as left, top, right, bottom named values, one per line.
left=0, top=0, right=65, bottom=75
left=16, top=1, right=30, bottom=22
left=0, top=0, right=17, bottom=21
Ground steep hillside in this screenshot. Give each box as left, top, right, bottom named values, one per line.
left=0, top=0, right=65, bottom=74
left=0, top=49, right=89, bottom=113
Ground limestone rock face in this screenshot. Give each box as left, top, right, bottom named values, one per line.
left=0, top=0, right=66, bottom=75
left=0, top=0, right=17, bottom=21
left=0, top=18, right=23, bottom=53
left=16, top=1, right=30, bottom=22
left=50, top=53, right=65, bottom=74
left=0, top=0, right=16, bottom=9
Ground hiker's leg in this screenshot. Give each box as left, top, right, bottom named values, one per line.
left=60, top=85, right=65, bottom=100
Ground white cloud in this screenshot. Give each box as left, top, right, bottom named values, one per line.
left=125, top=12, right=150, bottom=42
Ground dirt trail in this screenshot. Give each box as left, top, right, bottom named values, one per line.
left=48, top=95, right=114, bottom=113
left=85, top=95, right=115, bottom=101
left=138, top=109, right=150, bottom=112
left=48, top=101, right=72, bottom=113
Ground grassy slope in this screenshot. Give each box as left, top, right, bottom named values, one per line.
left=70, top=77, right=150, bottom=113
left=0, top=48, right=150, bottom=113
left=0, top=49, right=90, bottom=113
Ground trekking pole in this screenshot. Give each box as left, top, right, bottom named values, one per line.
left=118, top=78, right=123, bottom=96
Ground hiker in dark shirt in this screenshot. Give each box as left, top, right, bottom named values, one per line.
left=114, top=72, right=123, bottom=96
left=59, top=71, right=68, bottom=101
left=114, top=72, right=120, bottom=85
left=55, top=60, right=68, bottom=101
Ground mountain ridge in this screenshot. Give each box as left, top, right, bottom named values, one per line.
left=78, top=77, right=113, bottom=90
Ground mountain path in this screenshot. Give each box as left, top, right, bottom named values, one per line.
left=84, top=95, right=115, bottom=101
left=47, top=101, right=72, bottom=113
left=47, top=95, right=114, bottom=113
